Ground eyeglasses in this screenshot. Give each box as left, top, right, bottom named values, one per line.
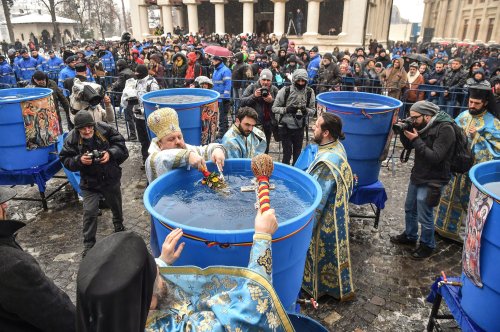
left=410, top=114, right=423, bottom=121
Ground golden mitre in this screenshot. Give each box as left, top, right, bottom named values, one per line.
left=147, top=107, right=181, bottom=139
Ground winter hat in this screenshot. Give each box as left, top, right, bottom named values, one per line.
left=74, top=111, right=96, bottom=129
left=323, top=52, right=334, bottom=61
left=409, top=101, right=439, bottom=116
left=260, top=69, right=273, bottom=80
left=135, top=65, right=148, bottom=79
left=375, top=62, right=383, bottom=68
left=195, top=76, right=213, bottom=88
left=310, top=46, right=319, bottom=53
left=75, top=63, right=87, bottom=73
left=409, top=62, right=419, bottom=68
left=292, top=69, right=308, bottom=82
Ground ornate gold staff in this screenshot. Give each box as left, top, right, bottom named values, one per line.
left=251, top=154, right=274, bottom=213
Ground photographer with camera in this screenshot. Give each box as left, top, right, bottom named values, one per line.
left=59, top=111, right=129, bottom=257
left=240, top=69, right=278, bottom=153
left=272, top=69, right=315, bottom=165
left=390, top=101, right=456, bottom=259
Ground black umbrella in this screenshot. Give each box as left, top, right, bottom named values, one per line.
left=405, top=53, right=433, bottom=66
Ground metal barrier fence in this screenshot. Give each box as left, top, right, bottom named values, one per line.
left=2, top=73, right=471, bottom=143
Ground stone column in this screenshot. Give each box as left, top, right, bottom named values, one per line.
left=176, top=6, right=185, bottom=29
left=435, top=0, right=449, bottom=38
left=272, top=0, right=288, bottom=36
left=304, top=0, right=322, bottom=35
left=421, top=0, right=432, bottom=29
left=338, top=0, right=368, bottom=46
left=210, top=0, right=226, bottom=34
left=240, top=0, right=255, bottom=34
left=183, top=0, right=199, bottom=34
left=340, top=0, right=351, bottom=36
left=158, top=0, right=174, bottom=34
left=139, top=5, right=150, bottom=38
left=477, top=7, right=489, bottom=42
left=489, top=7, right=500, bottom=43
left=130, top=0, right=143, bottom=39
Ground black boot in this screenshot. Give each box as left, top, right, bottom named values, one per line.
left=113, top=223, right=126, bottom=232
left=390, top=232, right=417, bottom=246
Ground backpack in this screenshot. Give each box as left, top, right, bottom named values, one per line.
left=449, top=122, right=474, bottom=174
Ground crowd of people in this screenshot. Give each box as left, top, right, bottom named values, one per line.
left=0, top=32, right=499, bottom=331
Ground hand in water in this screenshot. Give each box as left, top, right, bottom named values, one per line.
left=212, top=147, right=225, bottom=168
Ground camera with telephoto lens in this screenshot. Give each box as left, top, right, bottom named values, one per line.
left=392, top=117, right=414, bottom=134
left=127, top=96, right=139, bottom=106
left=86, top=150, right=104, bottom=164
left=261, top=87, right=269, bottom=98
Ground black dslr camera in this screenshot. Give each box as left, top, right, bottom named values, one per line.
left=260, top=87, right=269, bottom=98
left=392, top=117, right=414, bottom=134
left=127, top=96, right=139, bottom=106
left=86, top=150, right=104, bottom=164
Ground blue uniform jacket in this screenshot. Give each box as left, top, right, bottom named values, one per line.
left=0, top=61, right=16, bottom=87
left=212, top=62, right=231, bottom=100
left=99, top=50, right=115, bottom=73
left=307, top=54, right=321, bottom=84
left=43, top=56, right=64, bottom=80
left=14, top=57, right=38, bottom=81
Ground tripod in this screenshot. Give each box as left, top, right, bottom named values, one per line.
left=287, top=18, right=297, bottom=36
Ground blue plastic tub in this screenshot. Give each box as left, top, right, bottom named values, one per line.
left=317, top=91, right=402, bottom=186
left=144, top=159, right=322, bottom=312
left=141, top=88, right=220, bottom=145
left=0, top=88, right=56, bottom=170
left=461, top=160, right=500, bottom=331
left=287, top=313, right=328, bottom=331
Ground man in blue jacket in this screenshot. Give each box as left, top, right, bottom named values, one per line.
left=14, top=49, right=38, bottom=81
left=43, top=50, right=64, bottom=81
left=211, top=55, right=232, bottom=137
left=31, top=49, right=45, bottom=69
left=98, top=44, right=115, bottom=76
left=0, top=54, right=16, bottom=88
left=307, top=46, right=321, bottom=85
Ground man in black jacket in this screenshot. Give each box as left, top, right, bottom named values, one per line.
left=240, top=69, right=278, bottom=153
left=0, top=187, right=76, bottom=331
left=390, top=101, right=456, bottom=259
left=59, top=111, right=129, bottom=257
left=441, top=58, right=467, bottom=117
left=111, top=59, right=136, bottom=139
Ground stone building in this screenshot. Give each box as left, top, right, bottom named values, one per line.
left=0, top=0, right=79, bottom=46
left=421, top=0, right=499, bottom=43
left=128, top=0, right=394, bottom=51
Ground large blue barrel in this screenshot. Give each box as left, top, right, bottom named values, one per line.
left=141, top=88, right=220, bottom=145
left=461, top=160, right=500, bottom=331
left=0, top=88, right=55, bottom=170
left=287, top=313, right=329, bottom=331
left=144, top=159, right=322, bottom=312
left=317, top=92, right=402, bottom=186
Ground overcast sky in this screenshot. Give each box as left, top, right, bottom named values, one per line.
left=393, top=0, right=425, bottom=23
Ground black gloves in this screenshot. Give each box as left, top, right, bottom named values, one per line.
left=286, top=105, right=298, bottom=114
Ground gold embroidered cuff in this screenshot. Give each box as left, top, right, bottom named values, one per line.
left=254, top=233, right=272, bottom=241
